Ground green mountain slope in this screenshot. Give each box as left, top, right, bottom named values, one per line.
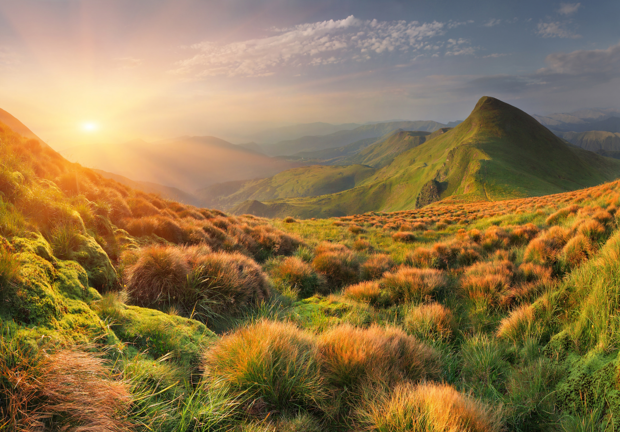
left=234, top=97, right=620, bottom=218
left=262, top=120, right=446, bottom=156
left=341, top=130, right=436, bottom=169
left=197, top=164, right=376, bottom=210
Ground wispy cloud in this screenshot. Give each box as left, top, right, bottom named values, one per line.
left=536, top=21, right=581, bottom=39
left=558, top=3, right=581, bottom=15
left=172, top=15, right=474, bottom=78
left=459, top=41, right=620, bottom=96
left=483, top=18, right=502, bottom=27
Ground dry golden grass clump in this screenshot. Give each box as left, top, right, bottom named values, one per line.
left=405, top=247, right=439, bottom=269
left=379, top=267, right=448, bottom=304
left=576, top=218, right=607, bottom=242
left=545, top=204, right=580, bottom=225
left=353, top=238, right=372, bottom=251
left=560, top=233, right=594, bottom=268
left=203, top=320, right=326, bottom=415
left=125, top=245, right=270, bottom=318
left=2, top=349, right=133, bottom=431
left=272, top=256, right=324, bottom=298
left=358, top=382, right=502, bottom=432
left=343, top=281, right=382, bottom=304
left=126, top=245, right=190, bottom=309
left=318, top=324, right=441, bottom=391
left=404, top=302, right=456, bottom=342
left=392, top=231, right=416, bottom=243
left=189, top=251, right=271, bottom=315
left=361, top=254, right=395, bottom=281
left=282, top=216, right=297, bottom=223
left=496, top=303, right=535, bottom=344
left=348, top=224, right=366, bottom=234
left=523, top=226, right=571, bottom=265
left=312, top=243, right=359, bottom=290
left=461, top=260, right=513, bottom=306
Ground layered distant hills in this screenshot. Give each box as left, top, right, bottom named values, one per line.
left=260, top=121, right=447, bottom=156
left=60, top=135, right=300, bottom=192
left=224, top=97, right=620, bottom=218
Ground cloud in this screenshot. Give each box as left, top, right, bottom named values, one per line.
left=173, top=15, right=467, bottom=78
left=541, top=41, right=620, bottom=77
left=459, top=42, right=620, bottom=96
left=536, top=21, right=581, bottom=39
left=558, top=3, right=581, bottom=15
left=445, top=38, right=476, bottom=56
left=483, top=53, right=507, bottom=59
left=483, top=18, right=501, bottom=27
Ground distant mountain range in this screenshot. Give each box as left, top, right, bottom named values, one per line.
left=227, top=97, right=620, bottom=218
left=260, top=121, right=447, bottom=156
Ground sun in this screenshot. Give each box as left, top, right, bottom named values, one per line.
left=82, top=122, right=99, bottom=133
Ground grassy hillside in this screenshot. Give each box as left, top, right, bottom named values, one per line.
left=262, top=120, right=446, bottom=156
left=341, top=130, right=434, bottom=168
left=197, top=164, right=376, bottom=210
left=239, top=97, right=620, bottom=218
left=4, top=110, right=620, bottom=430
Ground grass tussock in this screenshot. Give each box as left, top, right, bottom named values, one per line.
left=380, top=267, right=448, bottom=304
left=126, top=245, right=270, bottom=320
left=271, top=256, right=324, bottom=298
left=361, top=253, right=394, bottom=281
left=203, top=320, right=326, bottom=415
left=2, top=349, right=133, bottom=431
left=404, top=302, right=456, bottom=342
left=358, top=382, right=502, bottom=432
left=343, top=281, right=382, bottom=304
left=318, top=324, right=442, bottom=391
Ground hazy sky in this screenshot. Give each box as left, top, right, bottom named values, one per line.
left=0, top=0, right=619, bottom=147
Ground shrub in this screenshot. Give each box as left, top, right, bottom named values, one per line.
left=392, top=231, right=416, bottom=243
left=361, top=254, right=394, bottom=281
left=203, top=320, right=326, bottom=415
left=343, top=281, right=382, bottom=304
left=272, top=256, right=323, bottom=298
left=380, top=267, right=448, bottom=304
left=404, top=302, right=456, bottom=342
left=318, top=324, right=441, bottom=392
left=358, top=382, right=502, bottom=432
left=126, top=245, right=190, bottom=310
left=283, top=216, right=297, bottom=223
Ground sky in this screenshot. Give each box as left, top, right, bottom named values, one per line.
left=0, top=0, right=619, bottom=147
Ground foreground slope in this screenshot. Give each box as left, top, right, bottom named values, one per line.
left=5, top=108, right=620, bottom=430
left=236, top=97, right=620, bottom=218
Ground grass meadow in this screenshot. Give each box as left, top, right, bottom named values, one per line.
left=3, top=120, right=620, bottom=431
